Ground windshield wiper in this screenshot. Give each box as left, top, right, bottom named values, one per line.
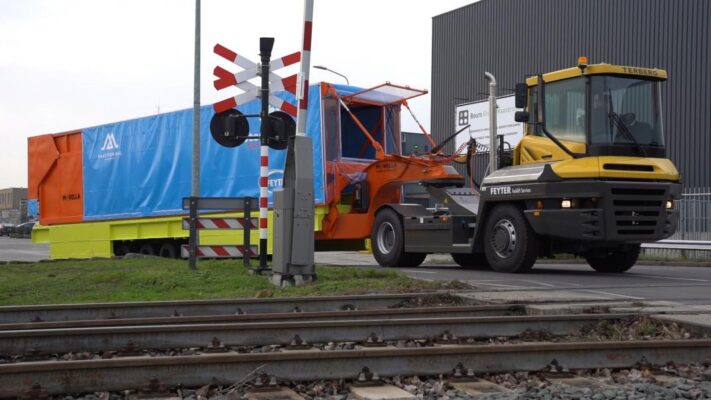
left=608, top=111, right=647, bottom=157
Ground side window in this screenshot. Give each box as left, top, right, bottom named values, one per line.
left=544, top=78, right=586, bottom=143
left=529, top=87, right=542, bottom=136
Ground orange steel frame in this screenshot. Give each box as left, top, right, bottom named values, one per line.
left=316, top=84, right=463, bottom=241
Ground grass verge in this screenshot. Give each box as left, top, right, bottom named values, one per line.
left=0, top=258, right=455, bottom=306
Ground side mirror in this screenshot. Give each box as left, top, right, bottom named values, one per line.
left=514, top=111, right=529, bottom=123
left=515, top=83, right=528, bottom=109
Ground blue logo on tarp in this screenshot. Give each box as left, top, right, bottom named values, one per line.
left=98, top=132, right=121, bottom=159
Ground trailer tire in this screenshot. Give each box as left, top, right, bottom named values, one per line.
left=158, top=242, right=178, bottom=258
left=113, top=242, right=131, bottom=257
left=372, top=209, right=426, bottom=268
left=584, top=244, right=640, bottom=273
left=483, top=204, right=538, bottom=273
left=451, top=252, right=490, bottom=269
left=139, top=243, right=156, bottom=256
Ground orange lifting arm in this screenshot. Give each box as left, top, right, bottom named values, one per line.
left=336, top=96, right=386, bottom=160
left=402, top=100, right=438, bottom=150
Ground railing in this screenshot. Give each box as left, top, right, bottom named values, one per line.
left=643, top=187, right=711, bottom=259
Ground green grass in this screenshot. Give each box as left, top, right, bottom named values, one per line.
left=0, top=258, right=446, bottom=306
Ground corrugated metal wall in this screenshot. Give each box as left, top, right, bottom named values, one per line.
left=432, top=0, right=710, bottom=188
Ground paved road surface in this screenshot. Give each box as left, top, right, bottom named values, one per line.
left=2, top=239, right=709, bottom=305
left=0, top=237, right=48, bottom=262
left=316, top=252, right=711, bottom=306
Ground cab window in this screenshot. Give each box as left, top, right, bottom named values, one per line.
left=544, top=78, right=586, bottom=143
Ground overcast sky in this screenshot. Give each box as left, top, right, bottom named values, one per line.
left=0, top=0, right=474, bottom=188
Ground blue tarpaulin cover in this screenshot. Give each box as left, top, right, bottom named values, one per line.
left=82, top=87, right=325, bottom=221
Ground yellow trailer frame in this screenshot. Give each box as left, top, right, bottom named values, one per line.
left=32, top=206, right=334, bottom=259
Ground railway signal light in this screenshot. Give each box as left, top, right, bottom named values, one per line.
left=210, top=43, right=300, bottom=148
left=266, top=111, right=296, bottom=150
left=209, top=109, right=249, bottom=148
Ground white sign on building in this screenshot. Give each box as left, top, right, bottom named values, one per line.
left=454, top=95, right=524, bottom=150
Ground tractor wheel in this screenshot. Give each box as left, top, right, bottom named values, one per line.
left=371, top=209, right=426, bottom=268
left=584, top=244, right=640, bottom=273
left=483, top=204, right=538, bottom=273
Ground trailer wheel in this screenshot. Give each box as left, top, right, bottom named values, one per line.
left=372, top=209, right=426, bottom=268
left=483, top=204, right=538, bottom=273
left=451, top=252, right=490, bottom=269
left=584, top=244, right=640, bottom=273
left=158, top=242, right=178, bottom=258
left=139, top=243, right=156, bottom=256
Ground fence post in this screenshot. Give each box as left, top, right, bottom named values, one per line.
left=244, top=197, right=252, bottom=269
left=188, top=196, right=198, bottom=270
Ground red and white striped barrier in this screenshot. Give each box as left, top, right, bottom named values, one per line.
left=180, top=245, right=258, bottom=259
left=181, top=217, right=257, bottom=230
left=295, top=0, right=314, bottom=136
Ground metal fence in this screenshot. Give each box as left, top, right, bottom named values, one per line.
left=643, top=187, right=711, bottom=260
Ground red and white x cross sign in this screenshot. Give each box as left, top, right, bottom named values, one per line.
left=212, top=44, right=300, bottom=116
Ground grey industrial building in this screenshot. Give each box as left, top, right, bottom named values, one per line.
left=431, top=0, right=710, bottom=191
left=0, top=187, right=28, bottom=225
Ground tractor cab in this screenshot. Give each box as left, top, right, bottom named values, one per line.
left=513, top=59, right=678, bottom=182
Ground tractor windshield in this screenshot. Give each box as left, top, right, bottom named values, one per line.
left=589, top=76, right=665, bottom=153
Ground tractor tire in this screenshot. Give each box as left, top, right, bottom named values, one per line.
left=371, top=208, right=426, bottom=268
left=483, top=204, right=538, bottom=273
left=451, top=252, right=490, bottom=269
left=584, top=244, right=640, bottom=273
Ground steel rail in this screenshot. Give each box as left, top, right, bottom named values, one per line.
left=1, top=339, right=710, bottom=396
left=0, top=304, right=521, bottom=331
left=0, top=292, right=442, bottom=324
left=0, top=313, right=639, bottom=355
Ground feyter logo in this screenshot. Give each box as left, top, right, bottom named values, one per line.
left=101, top=133, right=119, bottom=151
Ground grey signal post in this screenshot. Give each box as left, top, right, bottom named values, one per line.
left=272, top=134, right=315, bottom=286
left=272, top=0, right=316, bottom=286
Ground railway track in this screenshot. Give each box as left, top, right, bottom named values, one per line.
left=0, top=293, right=709, bottom=397
left=0, top=292, right=442, bottom=323
left=1, top=313, right=638, bottom=355
left=0, top=303, right=521, bottom=331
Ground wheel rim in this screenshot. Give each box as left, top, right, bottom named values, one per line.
left=376, top=222, right=396, bottom=255
left=491, top=218, right=517, bottom=259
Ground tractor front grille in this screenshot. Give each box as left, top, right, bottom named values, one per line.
left=610, top=187, right=666, bottom=237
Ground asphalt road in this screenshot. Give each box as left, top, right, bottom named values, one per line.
left=0, top=237, right=49, bottom=262
left=401, top=263, right=711, bottom=305
left=2, top=238, right=710, bottom=306
left=316, top=252, right=711, bottom=306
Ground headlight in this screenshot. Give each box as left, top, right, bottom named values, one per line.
left=561, top=199, right=572, bottom=208
left=665, top=200, right=673, bottom=209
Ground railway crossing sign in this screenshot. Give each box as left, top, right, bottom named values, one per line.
left=210, top=44, right=299, bottom=150
left=212, top=43, right=300, bottom=115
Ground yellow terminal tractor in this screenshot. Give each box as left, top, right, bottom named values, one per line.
left=370, top=58, right=681, bottom=273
